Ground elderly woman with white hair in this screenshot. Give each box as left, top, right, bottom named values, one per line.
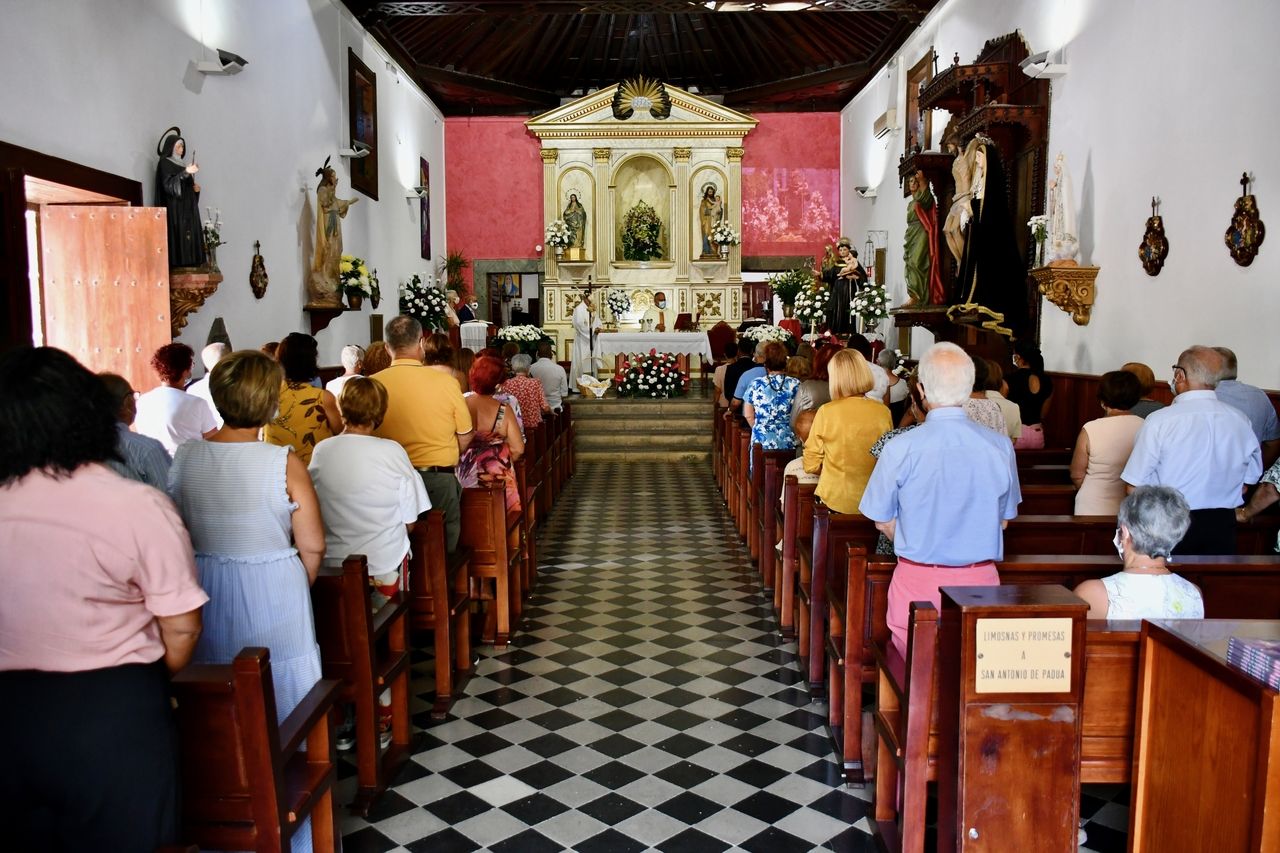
left=502, top=352, right=550, bottom=430
left=325, top=344, right=365, bottom=400
left=1073, top=486, right=1203, bottom=619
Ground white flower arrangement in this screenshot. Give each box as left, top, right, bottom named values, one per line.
left=340, top=254, right=375, bottom=296
left=605, top=289, right=631, bottom=319
left=545, top=219, right=573, bottom=248
left=495, top=325, right=545, bottom=343
left=711, top=221, right=740, bottom=246
left=792, top=283, right=829, bottom=326
left=614, top=349, right=689, bottom=399
left=202, top=207, right=224, bottom=248
left=741, top=324, right=794, bottom=344
left=399, top=273, right=447, bottom=329
left=1027, top=214, right=1049, bottom=243
left=852, top=281, right=889, bottom=324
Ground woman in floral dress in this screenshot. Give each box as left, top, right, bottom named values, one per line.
left=743, top=342, right=801, bottom=463
left=455, top=356, right=523, bottom=512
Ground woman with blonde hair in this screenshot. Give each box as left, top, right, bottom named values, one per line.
left=803, top=348, right=893, bottom=514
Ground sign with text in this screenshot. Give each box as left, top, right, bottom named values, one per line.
left=975, top=617, right=1073, bottom=693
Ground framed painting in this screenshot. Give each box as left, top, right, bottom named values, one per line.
left=347, top=49, right=378, bottom=200
left=419, top=157, right=430, bottom=260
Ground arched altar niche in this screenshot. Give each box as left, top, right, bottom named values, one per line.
left=612, top=154, right=674, bottom=263
left=690, top=165, right=728, bottom=259
left=556, top=166, right=594, bottom=261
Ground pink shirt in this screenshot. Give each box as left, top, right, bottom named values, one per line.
left=0, top=464, right=208, bottom=672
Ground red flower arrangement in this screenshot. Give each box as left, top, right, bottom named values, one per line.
left=614, top=349, right=690, bottom=399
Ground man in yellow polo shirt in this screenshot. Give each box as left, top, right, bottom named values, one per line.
left=374, top=315, right=473, bottom=551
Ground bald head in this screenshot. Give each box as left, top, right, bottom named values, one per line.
left=1176, top=345, right=1224, bottom=390
left=917, top=342, right=974, bottom=408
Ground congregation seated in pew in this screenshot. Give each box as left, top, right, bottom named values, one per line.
left=803, top=348, right=891, bottom=515
left=1073, top=486, right=1204, bottom=619
left=459, top=356, right=524, bottom=513
left=1069, top=369, right=1144, bottom=515
left=264, top=331, right=343, bottom=466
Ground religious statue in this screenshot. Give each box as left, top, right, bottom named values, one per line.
left=943, top=135, right=975, bottom=265
left=1047, top=153, right=1079, bottom=262
left=948, top=136, right=1029, bottom=339
left=154, top=126, right=205, bottom=269
left=903, top=170, right=944, bottom=306
left=307, top=157, right=358, bottom=307
left=563, top=193, right=587, bottom=251
left=822, top=237, right=866, bottom=336
left=699, top=183, right=723, bottom=257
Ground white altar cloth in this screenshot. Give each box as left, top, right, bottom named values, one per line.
left=596, top=331, right=713, bottom=361
left=460, top=321, right=489, bottom=352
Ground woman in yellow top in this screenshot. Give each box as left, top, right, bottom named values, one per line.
left=803, top=348, right=892, bottom=514
left=264, top=332, right=342, bottom=465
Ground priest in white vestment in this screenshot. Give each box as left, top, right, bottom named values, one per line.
left=570, top=293, right=601, bottom=388
left=640, top=291, right=670, bottom=331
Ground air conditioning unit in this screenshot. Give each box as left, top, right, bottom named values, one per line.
left=873, top=109, right=898, bottom=140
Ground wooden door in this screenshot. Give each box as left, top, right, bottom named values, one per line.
left=39, top=206, right=170, bottom=391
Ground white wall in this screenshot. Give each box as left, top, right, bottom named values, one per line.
left=843, top=0, right=1280, bottom=387
left=0, top=0, right=446, bottom=365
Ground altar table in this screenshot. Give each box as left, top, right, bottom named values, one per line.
left=596, top=331, right=714, bottom=361
left=460, top=321, right=490, bottom=352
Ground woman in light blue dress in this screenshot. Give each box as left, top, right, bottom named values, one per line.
left=743, top=341, right=801, bottom=455
left=168, top=350, right=326, bottom=853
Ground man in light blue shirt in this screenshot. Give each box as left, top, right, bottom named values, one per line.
left=731, top=341, right=767, bottom=411
left=98, top=373, right=172, bottom=490
left=1213, top=346, right=1280, bottom=468
left=860, top=342, right=1021, bottom=654
left=1122, top=345, right=1262, bottom=555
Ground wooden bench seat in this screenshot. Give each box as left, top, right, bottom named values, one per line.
left=172, top=648, right=342, bottom=852
left=1018, top=483, right=1079, bottom=515
left=407, top=509, right=473, bottom=719
left=310, top=554, right=412, bottom=816
left=778, top=476, right=816, bottom=636
left=461, top=483, right=524, bottom=648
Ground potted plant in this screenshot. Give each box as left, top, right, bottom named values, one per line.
left=339, top=254, right=374, bottom=309
left=400, top=273, right=448, bottom=330
left=768, top=267, right=815, bottom=317
left=621, top=201, right=663, bottom=261
left=436, top=250, right=470, bottom=295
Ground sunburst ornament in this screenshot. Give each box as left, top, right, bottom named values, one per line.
left=612, top=76, right=672, bottom=120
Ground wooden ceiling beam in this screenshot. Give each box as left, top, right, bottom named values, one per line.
left=412, top=62, right=560, bottom=105
left=720, top=58, right=870, bottom=101
left=366, top=1, right=927, bottom=14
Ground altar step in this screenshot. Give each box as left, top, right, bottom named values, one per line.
left=571, top=395, right=713, bottom=463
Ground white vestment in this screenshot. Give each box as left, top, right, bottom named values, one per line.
left=1047, top=153, right=1079, bottom=262
left=570, top=301, right=601, bottom=383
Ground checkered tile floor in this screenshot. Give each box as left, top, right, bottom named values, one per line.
left=338, top=461, right=1129, bottom=852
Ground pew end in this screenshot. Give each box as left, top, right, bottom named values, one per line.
left=408, top=509, right=475, bottom=719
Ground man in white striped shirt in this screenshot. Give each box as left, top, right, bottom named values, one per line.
left=99, top=373, right=171, bottom=490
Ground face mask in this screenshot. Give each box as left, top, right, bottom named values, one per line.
left=1113, top=528, right=1125, bottom=559
left=657, top=301, right=667, bottom=310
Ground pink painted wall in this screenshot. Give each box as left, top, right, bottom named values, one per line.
left=444, top=117, right=543, bottom=294
left=741, top=112, right=842, bottom=260
left=444, top=112, right=843, bottom=292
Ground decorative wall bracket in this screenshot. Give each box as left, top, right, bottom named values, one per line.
left=303, top=304, right=350, bottom=335
left=1030, top=259, right=1098, bottom=326
left=557, top=261, right=594, bottom=283
left=169, top=269, right=223, bottom=337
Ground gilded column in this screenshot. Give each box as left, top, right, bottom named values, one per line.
left=727, top=146, right=745, bottom=282
left=592, top=147, right=612, bottom=283
left=541, top=148, right=559, bottom=282
left=673, top=147, right=692, bottom=282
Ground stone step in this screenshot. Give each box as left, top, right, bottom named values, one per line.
left=570, top=398, right=712, bottom=418
left=575, top=432, right=711, bottom=450
left=573, top=416, right=710, bottom=434
left=576, top=449, right=712, bottom=464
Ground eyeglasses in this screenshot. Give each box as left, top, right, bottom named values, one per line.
left=1171, top=365, right=1185, bottom=375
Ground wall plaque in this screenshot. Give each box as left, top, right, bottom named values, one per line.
left=975, top=617, right=1072, bottom=693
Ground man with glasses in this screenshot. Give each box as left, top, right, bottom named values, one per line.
left=1122, top=346, right=1262, bottom=554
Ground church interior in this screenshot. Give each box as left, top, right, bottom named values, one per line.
left=2, top=0, right=1279, bottom=851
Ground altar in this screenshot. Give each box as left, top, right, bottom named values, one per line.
left=596, top=331, right=713, bottom=361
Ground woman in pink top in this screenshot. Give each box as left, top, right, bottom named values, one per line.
left=0, top=347, right=208, bottom=852
left=1071, top=371, right=1145, bottom=515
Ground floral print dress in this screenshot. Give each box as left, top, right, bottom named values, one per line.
left=263, top=381, right=334, bottom=465
left=745, top=373, right=801, bottom=452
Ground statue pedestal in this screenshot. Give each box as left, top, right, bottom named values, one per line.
left=1030, top=260, right=1098, bottom=326
left=170, top=268, right=224, bottom=337
left=558, top=261, right=594, bottom=284
left=304, top=303, right=350, bottom=335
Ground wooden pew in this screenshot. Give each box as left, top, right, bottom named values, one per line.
left=514, top=455, right=538, bottom=598
left=310, top=554, right=412, bottom=816
left=778, top=475, right=816, bottom=638
left=1007, top=514, right=1280, bottom=555
left=407, top=509, right=473, bottom=719
left=835, top=551, right=1280, bottom=787
left=733, top=422, right=751, bottom=538
left=755, top=449, right=793, bottom=593
left=1018, top=483, right=1079, bottom=515
left=746, top=444, right=763, bottom=563
left=564, top=400, right=576, bottom=480
left=172, top=648, right=342, bottom=852
left=460, top=483, right=524, bottom=647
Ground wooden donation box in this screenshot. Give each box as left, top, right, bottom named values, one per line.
left=937, top=586, right=1088, bottom=852
left=1130, top=619, right=1280, bottom=852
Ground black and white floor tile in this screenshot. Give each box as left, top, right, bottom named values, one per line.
left=338, top=461, right=1128, bottom=852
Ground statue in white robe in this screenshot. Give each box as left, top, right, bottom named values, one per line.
left=1047, top=153, right=1079, bottom=263
left=570, top=294, right=601, bottom=385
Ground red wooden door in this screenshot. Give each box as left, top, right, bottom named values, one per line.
left=38, top=205, right=170, bottom=391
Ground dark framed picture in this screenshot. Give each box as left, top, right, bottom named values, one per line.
left=347, top=48, right=378, bottom=200
left=419, top=157, right=430, bottom=260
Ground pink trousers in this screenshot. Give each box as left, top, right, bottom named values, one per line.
left=886, top=559, right=1000, bottom=656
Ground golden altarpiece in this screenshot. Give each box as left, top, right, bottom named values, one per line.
left=526, top=84, right=756, bottom=353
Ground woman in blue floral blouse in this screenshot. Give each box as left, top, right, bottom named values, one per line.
left=743, top=341, right=801, bottom=454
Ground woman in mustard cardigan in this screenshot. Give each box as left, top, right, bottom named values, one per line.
left=803, top=349, right=892, bottom=514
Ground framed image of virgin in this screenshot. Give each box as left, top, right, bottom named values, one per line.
left=347, top=49, right=378, bottom=200
left=419, top=157, right=430, bottom=260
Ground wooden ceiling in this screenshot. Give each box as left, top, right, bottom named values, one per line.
left=344, top=0, right=941, bottom=115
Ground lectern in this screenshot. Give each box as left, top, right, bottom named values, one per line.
left=937, top=585, right=1089, bottom=851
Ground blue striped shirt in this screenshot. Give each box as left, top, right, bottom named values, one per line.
left=107, top=423, right=172, bottom=490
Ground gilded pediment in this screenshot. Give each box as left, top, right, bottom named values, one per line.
left=526, top=83, right=757, bottom=141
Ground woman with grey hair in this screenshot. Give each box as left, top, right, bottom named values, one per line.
left=1072, top=486, right=1204, bottom=619
left=502, top=352, right=550, bottom=430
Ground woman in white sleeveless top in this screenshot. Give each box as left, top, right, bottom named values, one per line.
left=1070, top=371, right=1145, bottom=515
left=1074, top=486, right=1204, bottom=620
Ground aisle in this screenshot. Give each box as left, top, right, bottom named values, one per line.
left=342, top=461, right=873, bottom=852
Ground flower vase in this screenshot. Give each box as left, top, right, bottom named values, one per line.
left=346, top=292, right=363, bottom=310
left=203, top=241, right=220, bottom=274
left=719, top=244, right=729, bottom=258
left=1034, top=239, right=1045, bottom=269
left=782, top=303, right=795, bottom=319
left=554, top=245, right=564, bottom=258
